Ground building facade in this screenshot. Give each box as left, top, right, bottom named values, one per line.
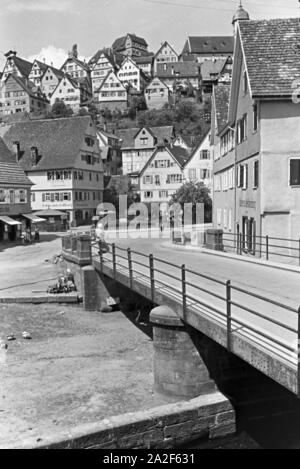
left=139, top=145, right=189, bottom=204
left=212, top=17, right=300, bottom=250
left=112, top=34, right=148, bottom=57
left=97, top=71, right=128, bottom=111
left=0, top=138, right=33, bottom=242
left=118, top=126, right=175, bottom=175
left=144, top=77, right=172, bottom=110
left=50, top=75, right=90, bottom=112
left=40, top=65, right=65, bottom=100
left=184, top=132, right=213, bottom=190
left=153, top=42, right=178, bottom=75
left=181, top=36, right=234, bottom=63
left=0, top=74, right=49, bottom=116
left=2, top=116, right=104, bottom=227
left=117, top=57, right=149, bottom=92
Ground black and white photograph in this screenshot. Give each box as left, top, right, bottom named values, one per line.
left=0, top=0, right=300, bottom=453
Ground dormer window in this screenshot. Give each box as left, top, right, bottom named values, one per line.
left=31, top=146, right=38, bottom=166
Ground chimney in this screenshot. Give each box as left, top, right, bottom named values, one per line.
left=12, top=141, right=21, bottom=162
left=43, top=57, right=46, bottom=63
left=51, top=62, right=53, bottom=67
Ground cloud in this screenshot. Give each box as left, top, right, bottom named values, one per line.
left=1, top=0, right=73, bottom=14
left=27, top=45, right=89, bottom=69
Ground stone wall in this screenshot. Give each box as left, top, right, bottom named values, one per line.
left=24, top=393, right=235, bottom=449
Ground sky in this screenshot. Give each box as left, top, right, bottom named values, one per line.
left=0, top=0, right=299, bottom=69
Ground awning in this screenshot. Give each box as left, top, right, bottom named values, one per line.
left=22, top=213, right=46, bottom=223
left=0, top=216, right=22, bottom=226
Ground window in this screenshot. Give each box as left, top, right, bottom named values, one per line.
left=31, top=193, right=35, bottom=203
left=155, top=175, right=160, bottom=185
left=143, top=175, right=153, bottom=184
left=188, top=169, right=196, bottom=181
left=159, top=191, right=168, bottom=198
left=253, top=103, right=258, bottom=132
left=166, top=174, right=183, bottom=184
left=0, top=189, right=5, bottom=203
left=253, top=160, right=259, bottom=188
left=290, top=159, right=300, bottom=186
left=200, top=150, right=209, bottom=160
left=238, top=164, right=248, bottom=189
left=144, top=191, right=153, bottom=199
left=237, top=115, right=247, bottom=144
left=155, top=160, right=170, bottom=168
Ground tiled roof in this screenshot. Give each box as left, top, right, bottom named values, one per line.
left=201, top=59, right=227, bottom=82
left=43, top=64, right=65, bottom=79
left=89, top=48, right=117, bottom=68
left=167, top=145, right=190, bottom=168
left=13, top=56, right=33, bottom=78
left=1, top=116, right=95, bottom=172
left=239, top=18, right=300, bottom=97
left=117, top=126, right=174, bottom=149
left=157, top=62, right=200, bottom=78
left=0, top=138, right=32, bottom=186
left=33, top=60, right=48, bottom=74
left=134, top=55, right=154, bottom=64
left=214, top=83, right=230, bottom=132
left=185, top=36, right=234, bottom=55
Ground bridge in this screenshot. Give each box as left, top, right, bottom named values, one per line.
left=62, top=234, right=300, bottom=397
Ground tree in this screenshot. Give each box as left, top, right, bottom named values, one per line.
left=170, top=182, right=212, bottom=223
left=51, top=99, right=73, bottom=118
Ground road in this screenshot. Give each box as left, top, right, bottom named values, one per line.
left=99, top=235, right=300, bottom=367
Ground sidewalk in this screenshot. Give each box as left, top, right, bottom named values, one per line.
left=162, top=241, right=300, bottom=275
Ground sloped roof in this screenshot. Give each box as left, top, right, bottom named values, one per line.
left=117, top=126, right=174, bottom=149
left=201, top=59, right=227, bottom=82
left=31, top=60, right=48, bottom=74
left=0, top=138, right=32, bottom=186
left=167, top=145, right=190, bottom=168
left=239, top=18, right=300, bottom=97
left=154, top=41, right=178, bottom=59
left=3, top=74, right=49, bottom=102
left=113, top=34, right=148, bottom=51
left=157, top=62, right=200, bottom=78
left=13, top=56, right=33, bottom=78
left=42, top=64, right=65, bottom=80
left=185, top=36, right=234, bottom=55
left=134, top=55, right=154, bottom=65
left=89, top=48, right=117, bottom=68
left=214, top=84, right=230, bottom=133
left=1, top=116, right=94, bottom=172
left=139, top=144, right=189, bottom=176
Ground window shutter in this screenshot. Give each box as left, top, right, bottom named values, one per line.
left=244, top=164, right=248, bottom=189
left=237, top=165, right=241, bottom=187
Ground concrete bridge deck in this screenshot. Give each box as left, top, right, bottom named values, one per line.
left=91, top=238, right=300, bottom=396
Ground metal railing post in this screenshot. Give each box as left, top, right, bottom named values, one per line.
left=298, top=239, right=300, bottom=267
left=128, top=248, right=133, bottom=289
left=99, top=247, right=103, bottom=273
left=181, top=264, right=187, bottom=318
left=298, top=307, right=300, bottom=398
left=226, top=280, right=232, bottom=352
left=112, top=243, right=116, bottom=279
left=266, top=235, right=269, bottom=261
left=149, top=254, right=155, bottom=302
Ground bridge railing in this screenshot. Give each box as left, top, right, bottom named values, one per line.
left=222, top=232, right=300, bottom=266
left=92, top=241, right=300, bottom=396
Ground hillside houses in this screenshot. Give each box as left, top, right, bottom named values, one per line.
left=117, top=126, right=175, bottom=175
